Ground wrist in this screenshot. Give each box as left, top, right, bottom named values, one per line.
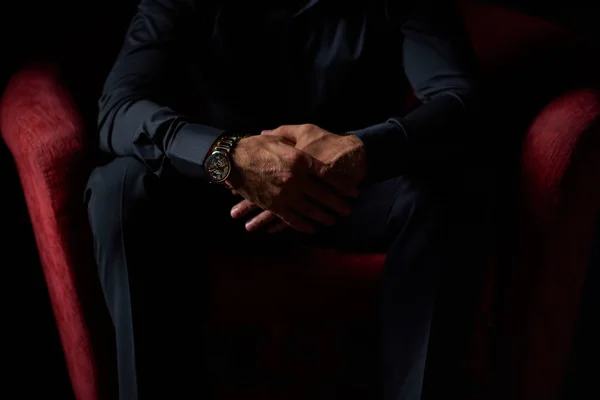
left=204, top=134, right=246, bottom=184
left=343, top=133, right=364, bottom=147
left=224, top=136, right=249, bottom=189
left=342, top=133, right=368, bottom=174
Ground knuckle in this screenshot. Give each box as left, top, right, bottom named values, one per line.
left=271, top=186, right=284, bottom=199
left=288, top=152, right=306, bottom=169
left=312, top=162, right=326, bottom=177
left=278, top=171, right=295, bottom=185
left=275, top=125, right=289, bottom=135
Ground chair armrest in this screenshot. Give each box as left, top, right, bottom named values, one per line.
left=0, top=63, right=90, bottom=217
left=520, top=88, right=600, bottom=229
left=499, top=88, right=600, bottom=399
left=0, top=63, right=116, bottom=400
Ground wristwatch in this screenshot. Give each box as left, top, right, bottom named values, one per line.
left=204, top=135, right=245, bottom=184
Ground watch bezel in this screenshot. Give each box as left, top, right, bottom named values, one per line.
left=204, top=150, right=231, bottom=183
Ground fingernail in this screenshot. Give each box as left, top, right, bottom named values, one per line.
left=245, top=221, right=255, bottom=231
left=231, top=207, right=239, bottom=217
left=261, top=130, right=273, bottom=134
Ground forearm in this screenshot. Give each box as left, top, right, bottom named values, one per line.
left=353, top=0, right=479, bottom=180
left=96, top=0, right=223, bottom=179
left=352, top=92, right=476, bottom=179
left=98, top=93, right=223, bottom=179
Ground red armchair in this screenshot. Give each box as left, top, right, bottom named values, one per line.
left=1, top=1, right=599, bottom=399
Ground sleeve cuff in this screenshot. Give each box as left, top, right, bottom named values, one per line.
left=166, top=123, right=225, bottom=180
left=351, top=120, right=407, bottom=179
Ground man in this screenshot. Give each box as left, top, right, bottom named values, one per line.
left=85, top=0, right=480, bottom=399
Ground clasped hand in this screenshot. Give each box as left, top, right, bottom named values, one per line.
left=226, top=124, right=367, bottom=233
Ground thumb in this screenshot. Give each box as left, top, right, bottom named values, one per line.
left=261, top=126, right=299, bottom=144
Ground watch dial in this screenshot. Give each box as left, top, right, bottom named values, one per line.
left=206, top=152, right=230, bottom=182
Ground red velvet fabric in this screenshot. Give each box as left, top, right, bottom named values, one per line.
left=1, top=1, right=599, bottom=399
left=0, top=64, right=115, bottom=400
left=494, top=89, right=600, bottom=400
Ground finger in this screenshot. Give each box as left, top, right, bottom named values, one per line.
left=278, top=210, right=315, bottom=234
left=292, top=198, right=336, bottom=227
left=268, top=221, right=288, bottom=233
left=245, top=210, right=279, bottom=232
left=309, top=160, right=359, bottom=198
left=231, top=200, right=258, bottom=219
left=261, top=125, right=298, bottom=144
left=304, top=179, right=352, bottom=216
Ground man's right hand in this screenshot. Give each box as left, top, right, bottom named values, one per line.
left=225, top=135, right=357, bottom=233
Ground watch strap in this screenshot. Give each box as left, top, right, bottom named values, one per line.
left=204, top=134, right=246, bottom=184
left=209, top=134, right=246, bottom=155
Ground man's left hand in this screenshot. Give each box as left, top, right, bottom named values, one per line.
left=231, top=124, right=367, bottom=232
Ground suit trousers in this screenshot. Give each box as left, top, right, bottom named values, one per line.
left=85, top=155, right=472, bottom=400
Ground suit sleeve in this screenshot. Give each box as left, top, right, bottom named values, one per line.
left=98, top=0, right=223, bottom=179
left=351, top=0, right=480, bottom=179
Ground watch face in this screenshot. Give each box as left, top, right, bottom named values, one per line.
left=205, top=152, right=231, bottom=183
